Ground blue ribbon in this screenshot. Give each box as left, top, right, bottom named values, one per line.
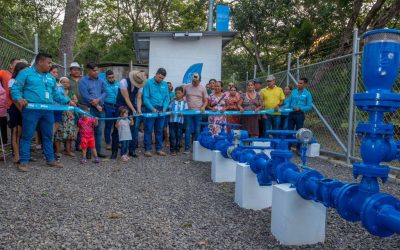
left=25, top=103, right=293, bottom=120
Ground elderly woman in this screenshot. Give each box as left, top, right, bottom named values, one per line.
left=207, top=81, right=227, bottom=135
left=238, top=81, right=262, bottom=137
left=225, top=85, right=241, bottom=131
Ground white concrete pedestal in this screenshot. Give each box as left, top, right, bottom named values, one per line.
left=234, top=163, right=272, bottom=210
left=193, top=141, right=213, bottom=162
left=211, top=150, right=236, bottom=182
left=252, top=141, right=272, bottom=156
left=271, top=183, right=326, bottom=245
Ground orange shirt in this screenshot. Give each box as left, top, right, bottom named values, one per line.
left=0, top=70, right=13, bottom=109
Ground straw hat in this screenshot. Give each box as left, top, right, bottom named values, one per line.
left=129, top=70, right=147, bottom=88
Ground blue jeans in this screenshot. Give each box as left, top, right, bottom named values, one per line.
left=264, top=114, right=281, bottom=136
left=104, top=103, right=117, bottom=145
left=90, top=107, right=105, bottom=154
left=280, top=114, right=289, bottom=130
left=120, top=140, right=129, bottom=156
left=131, top=115, right=144, bottom=152
left=169, top=122, right=183, bottom=152
left=20, top=109, right=55, bottom=164
left=144, top=106, right=164, bottom=152
left=184, top=114, right=202, bottom=151
left=288, top=112, right=305, bottom=130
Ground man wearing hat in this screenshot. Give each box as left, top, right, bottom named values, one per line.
left=260, top=75, right=285, bottom=135
left=254, top=78, right=263, bottom=94
left=183, top=73, right=208, bottom=153
left=68, top=62, right=84, bottom=151
left=78, top=62, right=108, bottom=158
left=103, top=70, right=120, bottom=150
left=112, top=70, right=147, bottom=159
left=142, top=68, right=170, bottom=157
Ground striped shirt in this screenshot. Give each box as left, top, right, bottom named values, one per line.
left=169, top=99, right=188, bottom=124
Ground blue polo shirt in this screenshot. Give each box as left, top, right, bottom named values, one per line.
left=78, top=75, right=108, bottom=106
left=104, top=80, right=119, bottom=104
left=143, top=77, right=170, bottom=111
left=11, top=66, right=69, bottom=104
left=284, top=88, right=313, bottom=112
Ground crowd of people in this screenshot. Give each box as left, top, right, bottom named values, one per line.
left=0, top=53, right=313, bottom=173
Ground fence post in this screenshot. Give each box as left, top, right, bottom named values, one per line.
left=267, top=65, right=271, bottom=76
left=296, top=57, right=300, bottom=81
left=34, top=34, right=38, bottom=54
left=246, top=71, right=249, bottom=81
left=352, top=37, right=361, bottom=157
left=346, top=28, right=359, bottom=164
left=286, top=53, right=292, bottom=86
left=253, top=65, right=257, bottom=79
left=63, top=53, right=67, bottom=76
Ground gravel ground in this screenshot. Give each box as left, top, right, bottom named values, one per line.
left=0, top=148, right=399, bottom=249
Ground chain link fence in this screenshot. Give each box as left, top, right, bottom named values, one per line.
left=0, top=36, right=36, bottom=69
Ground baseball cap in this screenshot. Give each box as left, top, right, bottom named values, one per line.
left=69, top=62, right=81, bottom=69
left=266, top=75, right=276, bottom=81
left=254, top=78, right=262, bottom=84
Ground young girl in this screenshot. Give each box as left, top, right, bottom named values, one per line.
left=56, top=77, right=78, bottom=156
left=78, top=108, right=99, bottom=164
left=115, top=108, right=133, bottom=162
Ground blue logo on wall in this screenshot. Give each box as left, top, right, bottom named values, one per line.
left=182, top=63, right=203, bottom=84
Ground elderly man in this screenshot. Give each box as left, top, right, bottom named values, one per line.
left=260, top=75, right=285, bottom=135
left=183, top=73, right=208, bottom=153
left=111, top=70, right=147, bottom=159
left=142, top=68, right=170, bottom=157
left=78, top=62, right=108, bottom=158
left=10, top=53, right=75, bottom=172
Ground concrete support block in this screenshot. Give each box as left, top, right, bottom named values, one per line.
left=211, top=150, right=236, bottom=182
left=234, top=162, right=272, bottom=210
left=271, top=183, right=326, bottom=245
left=252, top=141, right=272, bottom=156
left=193, top=141, right=213, bottom=162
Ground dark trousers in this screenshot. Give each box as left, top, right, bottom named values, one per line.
left=0, top=116, right=7, bottom=144
left=169, top=122, right=183, bottom=152
left=288, top=112, right=305, bottom=131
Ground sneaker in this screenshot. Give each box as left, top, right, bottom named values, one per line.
left=144, top=151, right=152, bottom=157
left=80, top=158, right=87, bottom=164
left=128, top=152, right=138, bottom=158
left=93, top=157, right=100, bottom=164
left=105, top=144, right=111, bottom=150
left=47, top=160, right=64, bottom=168
left=121, top=155, right=129, bottom=162
left=18, top=164, right=30, bottom=172
left=156, top=151, right=167, bottom=156
left=97, top=153, right=107, bottom=158
left=183, top=150, right=190, bottom=154
left=63, top=151, right=76, bottom=157
left=171, top=151, right=177, bottom=156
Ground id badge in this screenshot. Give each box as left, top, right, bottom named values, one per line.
left=45, top=92, right=50, bottom=99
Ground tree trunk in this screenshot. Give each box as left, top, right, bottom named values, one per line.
left=58, top=0, right=81, bottom=72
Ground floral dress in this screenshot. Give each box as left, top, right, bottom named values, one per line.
left=208, top=93, right=227, bottom=135
left=55, top=90, right=77, bottom=141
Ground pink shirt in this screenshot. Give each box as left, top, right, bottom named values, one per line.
left=0, top=84, right=7, bottom=117
left=78, top=117, right=95, bottom=139
left=184, top=84, right=208, bottom=110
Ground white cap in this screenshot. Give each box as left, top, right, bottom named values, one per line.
left=69, top=62, right=81, bottom=69
left=266, top=75, right=275, bottom=81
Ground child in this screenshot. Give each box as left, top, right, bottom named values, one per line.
left=78, top=107, right=99, bottom=164
left=60, top=77, right=77, bottom=156
left=169, top=86, right=188, bottom=155
left=115, top=108, right=133, bottom=161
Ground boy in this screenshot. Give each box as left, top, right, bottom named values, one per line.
left=78, top=107, right=100, bottom=164
left=169, top=86, right=188, bottom=155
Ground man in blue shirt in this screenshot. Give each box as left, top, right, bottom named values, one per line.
left=142, top=68, right=170, bottom=157
left=78, top=62, right=108, bottom=158
left=11, top=53, right=75, bottom=172
left=103, top=70, right=119, bottom=150
left=284, top=77, right=313, bottom=130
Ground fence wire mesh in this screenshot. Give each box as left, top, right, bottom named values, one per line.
left=0, top=36, right=36, bottom=69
